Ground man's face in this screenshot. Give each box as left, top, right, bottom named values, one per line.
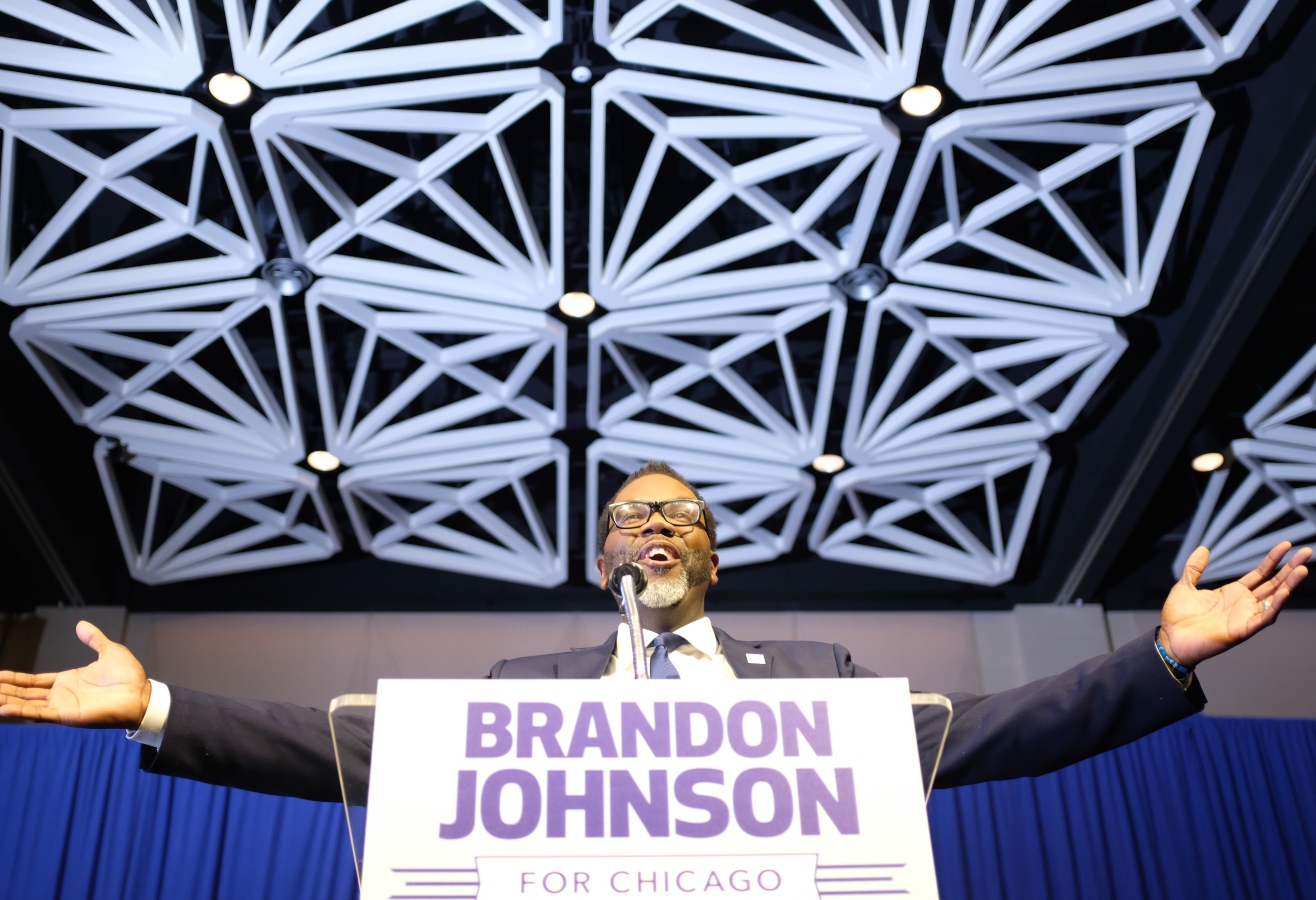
left=596, top=474, right=719, bottom=609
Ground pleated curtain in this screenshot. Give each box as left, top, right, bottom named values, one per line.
left=1, top=716, right=1312, bottom=900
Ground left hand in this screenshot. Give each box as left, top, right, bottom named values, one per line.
left=1160, top=541, right=1311, bottom=668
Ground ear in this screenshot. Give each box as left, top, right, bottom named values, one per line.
left=596, top=555, right=608, bottom=590
left=709, top=552, right=719, bottom=585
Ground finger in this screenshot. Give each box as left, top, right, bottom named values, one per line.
left=0, top=671, right=56, bottom=689
left=0, top=683, right=49, bottom=701
left=1181, top=546, right=1210, bottom=588
left=0, top=703, right=60, bottom=723
left=1253, top=565, right=1305, bottom=624
left=1284, top=562, right=1310, bottom=592
left=1252, top=546, right=1313, bottom=599
left=1238, top=541, right=1291, bottom=590
left=76, top=620, right=109, bottom=654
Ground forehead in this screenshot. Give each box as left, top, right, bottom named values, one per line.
left=613, top=474, right=696, bottom=504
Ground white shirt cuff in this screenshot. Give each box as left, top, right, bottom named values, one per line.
left=125, top=679, right=171, bottom=749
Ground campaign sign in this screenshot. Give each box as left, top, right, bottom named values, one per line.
left=361, top=679, right=938, bottom=899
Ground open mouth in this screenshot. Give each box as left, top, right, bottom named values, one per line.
left=636, top=540, right=681, bottom=571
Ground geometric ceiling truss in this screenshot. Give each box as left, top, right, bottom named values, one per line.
left=305, top=278, right=565, bottom=466
left=0, top=0, right=1284, bottom=589
left=944, top=0, right=1281, bottom=100
left=586, top=437, right=816, bottom=578
left=225, top=0, right=563, bottom=88
left=1178, top=342, right=1316, bottom=582
left=338, top=437, right=568, bottom=586
left=11, top=279, right=304, bottom=463
left=0, top=0, right=202, bottom=89
left=1176, top=439, right=1316, bottom=584
left=588, top=284, right=846, bottom=466
left=94, top=437, right=340, bottom=585
left=842, top=284, right=1126, bottom=464
left=0, top=70, right=264, bottom=307
left=808, top=440, right=1051, bottom=586
left=589, top=70, right=898, bottom=309
left=595, top=0, right=928, bottom=101
left=1241, top=341, right=1316, bottom=449
left=882, top=84, right=1214, bottom=315
left=252, top=69, right=564, bottom=309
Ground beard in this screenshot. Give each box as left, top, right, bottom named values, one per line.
left=605, top=545, right=714, bottom=609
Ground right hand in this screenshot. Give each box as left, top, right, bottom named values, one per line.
left=0, top=620, right=151, bottom=729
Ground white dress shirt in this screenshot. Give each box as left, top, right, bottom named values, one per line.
left=601, top=616, right=739, bottom=681
left=126, top=679, right=170, bottom=748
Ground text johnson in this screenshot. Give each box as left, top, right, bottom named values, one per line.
left=439, top=700, right=859, bottom=840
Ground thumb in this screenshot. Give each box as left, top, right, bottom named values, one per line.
left=76, top=620, right=110, bottom=655
left=1181, top=546, right=1210, bottom=588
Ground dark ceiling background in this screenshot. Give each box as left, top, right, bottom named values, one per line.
left=3, top=0, right=1316, bottom=616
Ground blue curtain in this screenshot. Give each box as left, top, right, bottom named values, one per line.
left=1, top=716, right=1313, bottom=900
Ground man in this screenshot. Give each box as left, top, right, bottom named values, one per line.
left=0, top=462, right=1309, bottom=804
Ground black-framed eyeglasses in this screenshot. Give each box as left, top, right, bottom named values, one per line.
left=607, top=499, right=707, bottom=531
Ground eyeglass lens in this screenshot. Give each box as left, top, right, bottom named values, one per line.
left=612, top=500, right=701, bottom=527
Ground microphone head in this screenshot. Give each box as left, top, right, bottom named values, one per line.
left=608, top=562, right=647, bottom=598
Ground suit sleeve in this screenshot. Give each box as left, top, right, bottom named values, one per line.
left=833, top=630, right=1204, bottom=788
left=139, top=686, right=373, bottom=805
left=926, top=629, right=1205, bottom=787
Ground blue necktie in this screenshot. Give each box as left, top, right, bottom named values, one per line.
left=649, top=632, right=688, bottom=679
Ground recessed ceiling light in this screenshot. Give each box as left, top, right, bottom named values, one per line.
left=899, top=85, right=942, bottom=117
left=1191, top=451, right=1225, bottom=473
left=558, top=291, right=596, bottom=317
left=571, top=66, right=593, bottom=84
left=307, top=450, right=341, bottom=472
left=812, top=454, right=846, bottom=474
left=208, top=72, right=253, bottom=106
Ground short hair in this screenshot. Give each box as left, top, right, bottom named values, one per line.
left=595, top=461, right=718, bottom=555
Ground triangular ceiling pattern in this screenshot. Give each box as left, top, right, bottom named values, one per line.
left=1, top=0, right=202, bottom=89
left=253, top=70, right=563, bottom=309
left=882, top=84, right=1213, bottom=315
left=944, top=0, right=1281, bottom=99
left=596, top=0, right=927, bottom=101
left=842, top=285, right=1126, bottom=464
left=305, top=278, right=564, bottom=465
left=0, top=71, right=263, bottom=307
left=809, top=442, right=1051, bottom=586
left=590, top=70, right=898, bottom=309
left=95, top=437, right=339, bottom=584
left=338, top=438, right=568, bottom=586
left=224, top=0, right=562, bottom=88
left=588, top=284, right=846, bottom=465
left=1177, top=439, right=1316, bottom=582
left=12, top=280, right=303, bottom=462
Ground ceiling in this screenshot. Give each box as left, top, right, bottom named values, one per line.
left=3, top=0, right=1316, bottom=615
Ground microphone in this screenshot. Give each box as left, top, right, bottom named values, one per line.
left=608, top=562, right=649, bottom=680
left=608, top=562, right=647, bottom=598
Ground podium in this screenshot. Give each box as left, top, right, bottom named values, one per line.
left=330, top=681, right=951, bottom=899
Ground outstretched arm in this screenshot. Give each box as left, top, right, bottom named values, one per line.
left=1160, top=541, right=1311, bottom=668
left=932, top=541, right=1309, bottom=787
left=0, top=620, right=150, bottom=729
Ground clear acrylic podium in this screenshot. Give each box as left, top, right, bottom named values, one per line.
left=329, top=688, right=952, bottom=892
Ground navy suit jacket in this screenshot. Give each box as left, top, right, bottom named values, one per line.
left=141, top=628, right=1205, bottom=805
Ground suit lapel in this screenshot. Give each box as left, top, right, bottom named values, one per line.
left=714, top=628, right=773, bottom=679
left=556, top=634, right=617, bottom=679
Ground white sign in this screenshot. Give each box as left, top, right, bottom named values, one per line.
left=361, top=679, right=939, bottom=899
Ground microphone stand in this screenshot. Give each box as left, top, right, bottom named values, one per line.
left=608, top=563, right=649, bottom=680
